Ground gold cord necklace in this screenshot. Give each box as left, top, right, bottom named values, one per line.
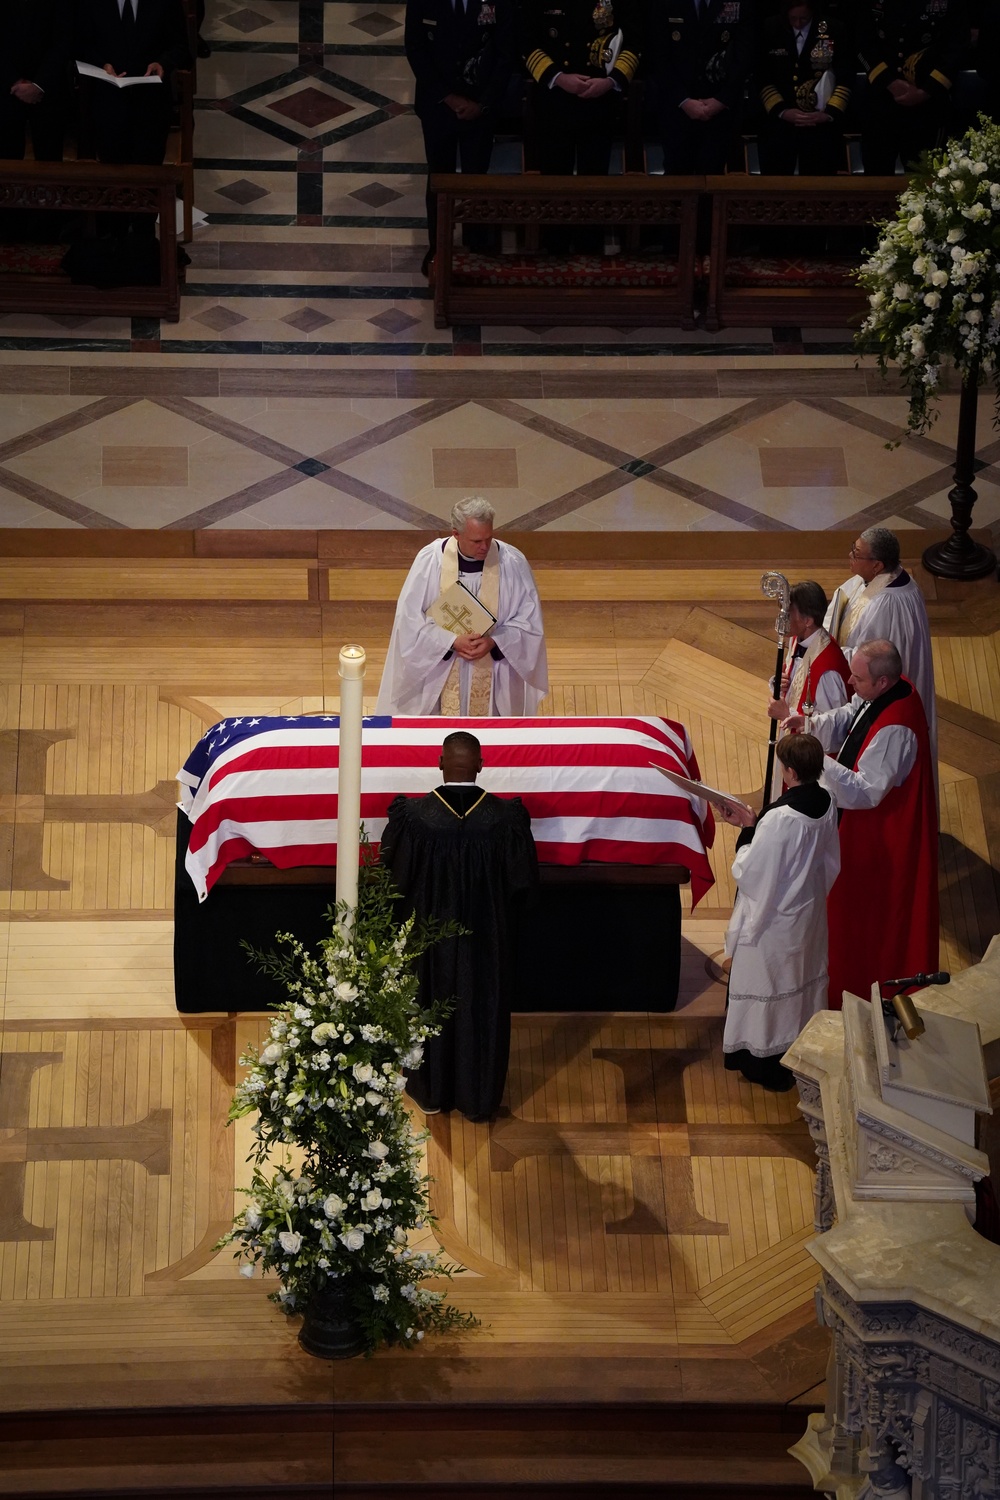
left=432, top=787, right=487, bottom=820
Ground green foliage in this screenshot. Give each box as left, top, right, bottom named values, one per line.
left=216, top=850, right=477, bottom=1353
left=855, top=116, right=1000, bottom=438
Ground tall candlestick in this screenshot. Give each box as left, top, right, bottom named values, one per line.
left=336, top=644, right=367, bottom=924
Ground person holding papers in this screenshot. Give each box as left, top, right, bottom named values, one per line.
left=717, top=733, right=840, bottom=1093
left=376, top=496, right=548, bottom=717
left=75, top=0, right=190, bottom=174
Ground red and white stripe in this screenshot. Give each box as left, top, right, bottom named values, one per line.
left=180, top=716, right=716, bottom=905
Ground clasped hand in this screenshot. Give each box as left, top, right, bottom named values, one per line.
left=555, top=73, right=614, bottom=99
left=444, top=93, right=483, bottom=120
left=452, top=632, right=493, bottom=661
left=779, top=107, right=833, bottom=126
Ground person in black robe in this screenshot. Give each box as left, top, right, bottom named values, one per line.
left=380, top=730, right=537, bottom=1123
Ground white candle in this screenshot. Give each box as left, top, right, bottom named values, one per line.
left=336, top=644, right=367, bottom=923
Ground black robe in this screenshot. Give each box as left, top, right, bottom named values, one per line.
left=380, top=787, right=537, bottom=1122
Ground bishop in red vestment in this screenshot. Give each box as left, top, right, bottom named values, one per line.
left=785, top=639, right=937, bottom=1010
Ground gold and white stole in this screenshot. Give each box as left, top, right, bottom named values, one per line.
left=438, top=537, right=500, bottom=716
left=838, top=568, right=898, bottom=644
left=786, top=628, right=829, bottom=711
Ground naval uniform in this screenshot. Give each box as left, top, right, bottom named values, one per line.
left=522, top=0, right=641, bottom=174
left=856, top=0, right=969, bottom=172
left=648, top=0, right=756, bottom=174
left=756, top=11, right=853, bottom=173
left=405, top=0, right=516, bottom=257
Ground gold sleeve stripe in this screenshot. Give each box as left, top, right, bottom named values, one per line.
left=761, top=85, right=783, bottom=111
left=868, top=61, right=888, bottom=82
left=526, top=48, right=554, bottom=81
left=930, top=68, right=952, bottom=88
left=616, top=48, right=639, bottom=79
left=828, top=85, right=851, bottom=109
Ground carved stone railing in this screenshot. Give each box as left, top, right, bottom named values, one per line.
left=784, top=936, right=1000, bottom=1499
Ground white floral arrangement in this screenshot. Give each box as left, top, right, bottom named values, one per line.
left=217, top=855, right=476, bottom=1354
left=856, top=116, right=1000, bottom=437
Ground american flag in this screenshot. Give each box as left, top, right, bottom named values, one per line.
left=178, top=715, right=716, bottom=906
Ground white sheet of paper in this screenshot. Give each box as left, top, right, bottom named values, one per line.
left=76, top=60, right=162, bottom=87
left=648, top=762, right=752, bottom=815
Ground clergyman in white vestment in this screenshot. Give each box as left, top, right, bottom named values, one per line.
left=719, top=734, right=841, bottom=1093
left=823, top=526, right=937, bottom=770
left=376, top=497, right=548, bottom=716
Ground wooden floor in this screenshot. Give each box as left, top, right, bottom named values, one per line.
left=0, top=530, right=998, bottom=1427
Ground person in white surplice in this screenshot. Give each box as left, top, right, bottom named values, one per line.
left=376, top=496, right=549, bottom=716
left=823, top=526, right=937, bottom=773
left=718, top=733, right=841, bottom=1093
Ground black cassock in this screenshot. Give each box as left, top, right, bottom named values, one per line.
left=380, top=786, right=537, bottom=1122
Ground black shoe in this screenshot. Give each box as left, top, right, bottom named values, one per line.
left=197, top=36, right=211, bottom=57
left=420, top=249, right=434, bottom=278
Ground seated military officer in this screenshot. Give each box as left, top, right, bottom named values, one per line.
left=756, top=0, right=852, bottom=173
left=522, top=0, right=641, bottom=176
left=856, top=0, right=969, bottom=173
left=647, top=0, right=755, bottom=174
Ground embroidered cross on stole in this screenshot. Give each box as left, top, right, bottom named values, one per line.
left=439, top=537, right=500, bottom=716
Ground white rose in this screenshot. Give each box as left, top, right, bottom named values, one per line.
left=393, top=1227, right=407, bottom=1244
left=931, top=270, right=949, bottom=287
left=363, top=1188, right=383, bottom=1210
left=367, top=1140, right=390, bottom=1159
left=923, top=292, right=941, bottom=309
left=239, top=1263, right=255, bottom=1278
left=352, top=1062, right=374, bottom=1084
left=365, top=1091, right=382, bottom=1106
left=260, top=1043, right=283, bottom=1065
left=893, top=282, right=912, bottom=300
left=311, top=1023, right=332, bottom=1044
left=335, top=982, right=358, bottom=1000
left=951, top=245, right=966, bottom=261
left=245, top=1204, right=262, bottom=1230
left=966, top=309, right=982, bottom=324
left=278, top=1230, right=303, bottom=1254
left=340, top=1228, right=365, bottom=1251
left=323, top=1194, right=346, bottom=1218
left=972, top=160, right=988, bottom=175
left=869, top=289, right=885, bottom=308
left=907, top=215, right=925, bottom=234
left=910, top=339, right=925, bottom=360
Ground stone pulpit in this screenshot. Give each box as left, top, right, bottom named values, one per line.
left=843, top=989, right=991, bottom=1206
left=784, top=940, right=1000, bottom=1500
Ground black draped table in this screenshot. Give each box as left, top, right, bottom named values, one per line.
left=172, top=714, right=715, bottom=1014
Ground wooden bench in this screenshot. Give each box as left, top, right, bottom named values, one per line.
left=703, top=174, right=903, bottom=331
left=0, top=160, right=184, bottom=321
left=431, top=173, right=702, bottom=330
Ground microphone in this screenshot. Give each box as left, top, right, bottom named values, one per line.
left=882, top=971, right=950, bottom=989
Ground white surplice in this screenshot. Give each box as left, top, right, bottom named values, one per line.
left=375, top=539, right=549, bottom=715
left=723, top=793, right=841, bottom=1059
left=811, top=696, right=918, bottom=809
left=824, top=571, right=937, bottom=768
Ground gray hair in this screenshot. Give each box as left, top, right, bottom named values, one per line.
left=856, top=638, right=902, bottom=684
left=859, top=527, right=900, bottom=572
left=789, top=580, right=829, bottom=629
left=451, top=496, right=495, bottom=530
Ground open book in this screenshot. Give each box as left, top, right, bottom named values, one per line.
left=76, top=60, right=162, bottom=88
left=427, top=579, right=498, bottom=638
left=649, top=762, right=754, bottom=817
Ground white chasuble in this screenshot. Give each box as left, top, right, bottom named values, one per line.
left=375, top=538, right=549, bottom=717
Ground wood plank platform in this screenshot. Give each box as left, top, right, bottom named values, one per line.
left=0, top=530, right=995, bottom=1492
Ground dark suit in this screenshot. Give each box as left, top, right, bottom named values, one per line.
left=756, top=13, right=852, bottom=173
left=856, top=0, right=969, bottom=171
left=0, top=0, right=71, bottom=160
left=405, top=0, right=515, bottom=257
left=75, top=0, right=191, bottom=167
left=648, top=0, right=755, bottom=173
left=521, top=0, right=641, bottom=174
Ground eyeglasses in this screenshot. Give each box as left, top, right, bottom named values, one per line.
left=849, top=547, right=874, bottom=560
